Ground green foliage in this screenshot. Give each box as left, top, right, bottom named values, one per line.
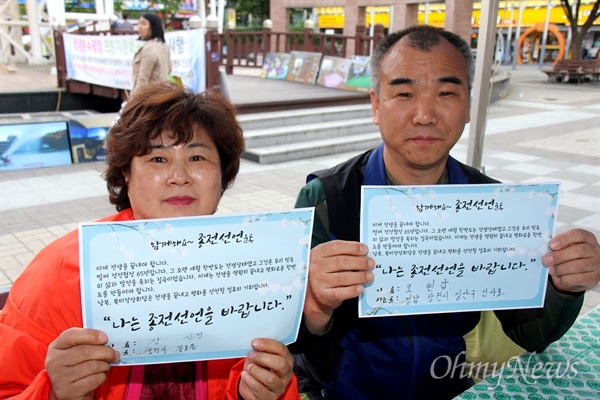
left=228, top=0, right=269, bottom=26
left=232, top=25, right=264, bottom=33
left=160, top=0, right=182, bottom=30
left=234, top=0, right=270, bottom=22
left=63, top=1, right=97, bottom=13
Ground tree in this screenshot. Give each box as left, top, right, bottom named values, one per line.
left=231, top=0, right=270, bottom=26
left=560, top=0, right=600, bottom=59
left=150, top=0, right=182, bottom=30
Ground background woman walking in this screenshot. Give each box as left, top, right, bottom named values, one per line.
left=132, top=13, right=171, bottom=94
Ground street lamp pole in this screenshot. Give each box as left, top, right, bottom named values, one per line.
left=466, top=0, right=501, bottom=170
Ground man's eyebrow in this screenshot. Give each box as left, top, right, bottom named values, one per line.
left=438, top=76, right=463, bottom=85
left=388, top=76, right=465, bottom=86
left=389, top=77, right=414, bottom=86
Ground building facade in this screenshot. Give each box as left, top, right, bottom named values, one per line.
left=269, top=0, right=475, bottom=43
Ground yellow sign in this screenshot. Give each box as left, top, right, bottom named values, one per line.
left=318, top=13, right=390, bottom=29
left=366, top=13, right=390, bottom=29
left=316, top=2, right=600, bottom=30
left=318, top=15, right=344, bottom=29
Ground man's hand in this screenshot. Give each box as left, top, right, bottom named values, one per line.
left=303, top=240, right=375, bottom=334
left=45, top=328, right=119, bottom=400
left=543, top=229, right=600, bottom=295
left=239, top=338, right=294, bottom=400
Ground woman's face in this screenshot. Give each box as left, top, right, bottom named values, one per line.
left=138, top=17, right=151, bottom=39
left=125, top=128, right=223, bottom=221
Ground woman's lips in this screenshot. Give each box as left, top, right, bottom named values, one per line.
left=165, top=196, right=195, bottom=206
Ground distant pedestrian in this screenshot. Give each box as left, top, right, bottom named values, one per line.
left=582, top=46, right=590, bottom=59
left=131, top=13, right=171, bottom=94
left=116, top=15, right=134, bottom=31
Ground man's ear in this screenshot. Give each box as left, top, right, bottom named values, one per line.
left=466, top=99, right=471, bottom=124
left=370, top=89, right=380, bottom=126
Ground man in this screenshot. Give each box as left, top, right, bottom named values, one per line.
left=289, top=25, right=600, bottom=399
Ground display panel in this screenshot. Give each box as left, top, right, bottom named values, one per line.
left=68, top=115, right=111, bottom=163
left=0, top=121, right=72, bottom=171
left=260, top=53, right=292, bottom=80
left=286, top=51, right=323, bottom=84
left=316, top=56, right=352, bottom=89
left=345, top=56, right=372, bottom=92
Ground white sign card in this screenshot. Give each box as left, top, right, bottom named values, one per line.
left=359, top=183, right=560, bottom=317
left=80, top=209, right=314, bottom=365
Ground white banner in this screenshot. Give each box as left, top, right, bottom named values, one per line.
left=63, top=30, right=206, bottom=93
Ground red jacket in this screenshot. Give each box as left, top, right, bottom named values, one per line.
left=0, top=209, right=299, bottom=399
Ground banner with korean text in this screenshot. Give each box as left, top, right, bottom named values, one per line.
left=80, top=209, right=314, bottom=365
left=359, top=183, right=560, bottom=317
left=62, top=29, right=205, bottom=93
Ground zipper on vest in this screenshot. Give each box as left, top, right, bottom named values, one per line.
left=408, top=316, right=419, bottom=399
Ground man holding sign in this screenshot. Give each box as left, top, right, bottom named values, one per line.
left=290, top=25, right=599, bottom=399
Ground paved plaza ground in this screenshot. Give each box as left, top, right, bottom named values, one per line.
left=0, top=64, right=599, bottom=315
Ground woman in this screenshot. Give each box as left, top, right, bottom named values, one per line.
left=0, top=83, right=299, bottom=400
left=132, top=13, right=171, bottom=93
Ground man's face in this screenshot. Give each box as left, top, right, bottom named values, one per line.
left=370, top=38, right=471, bottom=182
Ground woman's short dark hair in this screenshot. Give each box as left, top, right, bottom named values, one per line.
left=370, top=25, right=474, bottom=95
left=140, top=13, right=165, bottom=42
left=105, top=82, right=245, bottom=211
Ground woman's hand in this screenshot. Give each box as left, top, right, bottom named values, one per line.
left=45, top=328, right=120, bottom=400
left=239, top=338, right=294, bottom=400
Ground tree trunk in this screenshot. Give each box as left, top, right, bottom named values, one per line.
left=570, top=32, right=584, bottom=60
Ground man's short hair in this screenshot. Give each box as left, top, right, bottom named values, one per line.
left=370, top=25, right=474, bottom=95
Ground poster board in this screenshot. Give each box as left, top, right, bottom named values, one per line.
left=69, top=114, right=114, bottom=163
left=260, top=53, right=291, bottom=80
left=316, top=56, right=352, bottom=89
left=286, top=51, right=323, bottom=84
left=345, top=55, right=371, bottom=92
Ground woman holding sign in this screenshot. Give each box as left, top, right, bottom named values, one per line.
left=0, top=83, right=299, bottom=400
